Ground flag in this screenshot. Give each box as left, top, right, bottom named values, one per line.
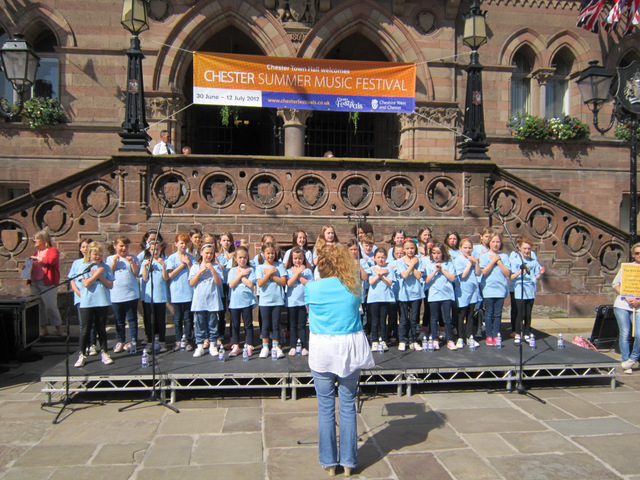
left=577, top=0, right=606, bottom=32
left=623, top=0, right=640, bottom=34
left=602, top=0, right=627, bottom=32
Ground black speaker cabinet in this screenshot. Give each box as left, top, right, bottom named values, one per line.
left=590, top=304, right=619, bottom=350
left=0, top=295, right=40, bottom=359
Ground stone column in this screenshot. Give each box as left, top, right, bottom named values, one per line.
left=277, top=108, right=313, bottom=157
left=533, top=69, right=554, bottom=118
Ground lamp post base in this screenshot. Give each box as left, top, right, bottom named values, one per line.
left=458, top=140, right=490, bottom=160
left=119, top=130, right=151, bottom=153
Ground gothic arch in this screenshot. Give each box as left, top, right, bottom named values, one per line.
left=152, top=0, right=296, bottom=92
left=499, top=27, right=545, bottom=69
left=546, top=30, right=589, bottom=68
left=13, top=4, right=76, bottom=48
left=297, top=0, right=433, bottom=101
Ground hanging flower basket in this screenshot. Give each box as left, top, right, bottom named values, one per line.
left=507, top=114, right=589, bottom=141
left=21, top=97, right=67, bottom=129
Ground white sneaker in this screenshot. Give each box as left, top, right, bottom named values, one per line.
left=380, top=341, right=389, bottom=351
left=398, top=342, right=406, bottom=351
left=433, top=340, right=440, bottom=350
left=259, top=346, right=270, bottom=358
left=447, top=341, right=458, bottom=351
left=621, top=359, right=636, bottom=370
left=193, top=345, right=205, bottom=358
left=471, top=339, right=480, bottom=348
left=88, top=345, right=98, bottom=356
left=412, top=342, right=423, bottom=351
left=101, top=351, right=114, bottom=365
left=275, top=346, right=285, bottom=358
left=113, top=342, right=124, bottom=353
left=74, top=353, right=85, bottom=367
left=456, top=338, right=464, bottom=349
left=371, top=342, right=379, bottom=351
left=209, top=345, right=217, bottom=356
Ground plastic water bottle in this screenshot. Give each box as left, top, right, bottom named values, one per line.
left=495, top=332, right=502, bottom=348
left=427, top=336, right=434, bottom=352
left=468, top=335, right=476, bottom=351
left=530, top=333, right=537, bottom=350
left=296, top=338, right=302, bottom=356
left=180, top=335, right=186, bottom=351
left=218, top=344, right=225, bottom=362
left=378, top=337, right=384, bottom=355
left=130, top=341, right=137, bottom=355
left=141, top=349, right=149, bottom=368
left=422, top=335, right=428, bottom=352
left=557, top=333, right=565, bottom=349
left=272, top=345, right=278, bottom=361
left=154, top=334, right=159, bottom=352
left=242, top=344, right=249, bottom=362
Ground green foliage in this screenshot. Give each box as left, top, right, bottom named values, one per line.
left=220, top=105, right=241, bottom=127
left=507, top=113, right=589, bottom=141
left=21, top=97, right=66, bottom=128
left=348, top=111, right=359, bottom=134
left=615, top=122, right=640, bottom=141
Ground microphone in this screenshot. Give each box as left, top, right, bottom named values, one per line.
left=83, top=262, right=96, bottom=273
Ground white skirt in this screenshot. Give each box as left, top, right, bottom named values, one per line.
left=308, top=330, right=375, bottom=378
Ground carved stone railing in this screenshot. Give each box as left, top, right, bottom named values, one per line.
left=0, top=154, right=626, bottom=315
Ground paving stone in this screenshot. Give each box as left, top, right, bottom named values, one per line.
left=366, top=423, right=465, bottom=453
left=222, top=407, right=261, bottom=432
left=442, top=407, right=547, bottom=434
left=267, top=444, right=338, bottom=479
left=597, top=401, right=640, bottom=427
left=91, top=442, right=148, bottom=465
left=387, top=452, right=453, bottom=480
left=500, top=431, right=580, bottom=454
left=192, top=433, right=262, bottom=465
left=548, top=395, right=611, bottom=418
left=61, top=401, right=169, bottom=422
left=546, top=417, right=640, bottom=436
left=158, top=407, right=225, bottom=434
left=0, top=420, right=53, bottom=444
left=462, top=433, right=518, bottom=457
left=509, top=397, right=574, bottom=421
left=136, top=464, right=264, bottom=480
left=263, top=396, right=318, bottom=413
left=213, top=397, right=264, bottom=408
left=354, top=441, right=395, bottom=478
left=436, top=449, right=500, bottom=479
left=422, top=391, right=510, bottom=410
left=142, top=435, right=193, bottom=467
left=40, top=419, right=159, bottom=445
left=0, top=401, right=57, bottom=420
left=573, top=432, right=640, bottom=475
left=489, top=453, right=621, bottom=480
left=0, top=467, right=54, bottom=480
left=12, top=444, right=96, bottom=467
left=571, top=390, right=640, bottom=404
left=0, top=445, right=30, bottom=470
left=49, top=465, right=136, bottom=480
left=358, top=401, right=443, bottom=432
left=263, top=412, right=322, bottom=448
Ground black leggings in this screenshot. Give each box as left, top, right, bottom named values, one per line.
left=143, top=302, right=166, bottom=343
left=79, top=306, right=109, bottom=353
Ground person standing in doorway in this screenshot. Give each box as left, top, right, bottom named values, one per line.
left=152, top=130, right=175, bottom=155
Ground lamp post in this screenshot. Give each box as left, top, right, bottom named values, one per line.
left=119, top=0, right=151, bottom=152
left=577, top=59, right=640, bottom=252
left=0, top=34, right=40, bottom=120
left=458, top=0, right=490, bottom=160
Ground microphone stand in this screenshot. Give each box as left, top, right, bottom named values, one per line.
left=490, top=209, right=545, bottom=404
left=41, top=262, right=106, bottom=423
left=120, top=193, right=179, bottom=414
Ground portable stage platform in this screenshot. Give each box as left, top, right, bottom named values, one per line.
left=41, top=334, right=619, bottom=403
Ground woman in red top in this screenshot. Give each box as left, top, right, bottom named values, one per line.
left=29, top=230, right=64, bottom=336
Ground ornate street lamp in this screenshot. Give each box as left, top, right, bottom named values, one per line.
left=0, top=34, right=40, bottom=120
left=458, top=0, right=490, bottom=160
left=577, top=59, right=640, bottom=251
left=119, top=0, right=151, bottom=152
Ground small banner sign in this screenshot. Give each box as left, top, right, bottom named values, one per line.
left=193, top=52, right=416, bottom=113
left=621, top=263, right=640, bottom=298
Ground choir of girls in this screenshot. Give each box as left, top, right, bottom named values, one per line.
left=68, top=224, right=546, bottom=367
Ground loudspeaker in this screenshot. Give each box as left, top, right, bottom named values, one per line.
left=590, top=304, right=619, bottom=350
left=0, top=295, right=40, bottom=360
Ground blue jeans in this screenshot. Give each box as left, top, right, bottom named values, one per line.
left=311, top=369, right=360, bottom=469
left=173, top=302, right=193, bottom=343
left=613, top=307, right=640, bottom=362
left=399, top=299, right=421, bottom=344
left=430, top=300, right=453, bottom=342
left=484, top=297, right=504, bottom=338
left=112, top=299, right=139, bottom=344
left=194, top=311, right=219, bottom=345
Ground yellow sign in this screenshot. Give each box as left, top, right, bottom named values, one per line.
left=621, top=263, right=640, bottom=297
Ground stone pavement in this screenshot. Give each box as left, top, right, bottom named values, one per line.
left=1, top=317, right=639, bottom=480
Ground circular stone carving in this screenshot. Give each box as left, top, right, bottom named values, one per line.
left=489, top=188, right=519, bottom=218
left=562, top=224, right=593, bottom=257
left=249, top=174, right=283, bottom=209
left=527, top=206, right=555, bottom=238
left=599, top=242, right=625, bottom=274
left=295, top=175, right=328, bottom=210
left=153, top=173, right=189, bottom=208
left=80, top=182, right=118, bottom=217
left=34, top=200, right=72, bottom=236
left=384, top=176, right=416, bottom=211
left=0, top=220, right=28, bottom=257
left=426, top=177, right=458, bottom=211
left=340, top=176, right=372, bottom=210
left=202, top=173, right=237, bottom=208
left=417, top=11, right=438, bottom=35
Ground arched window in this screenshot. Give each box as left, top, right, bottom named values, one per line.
left=546, top=51, right=572, bottom=118
left=510, top=50, right=532, bottom=116
left=32, top=30, right=59, bottom=99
